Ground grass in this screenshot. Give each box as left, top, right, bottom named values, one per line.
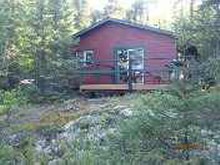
left=0, top=105, right=8, bottom=116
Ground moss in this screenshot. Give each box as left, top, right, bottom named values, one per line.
left=40, top=111, right=80, bottom=126
left=10, top=123, right=50, bottom=133
left=10, top=112, right=80, bottom=133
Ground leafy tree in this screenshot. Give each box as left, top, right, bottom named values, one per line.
left=173, top=0, right=220, bottom=58
left=126, top=0, right=150, bottom=24
left=90, top=9, right=104, bottom=23
left=173, top=0, right=220, bottom=86
left=103, top=0, right=126, bottom=19
left=89, top=0, right=126, bottom=23
left=72, top=0, right=91, bottom=29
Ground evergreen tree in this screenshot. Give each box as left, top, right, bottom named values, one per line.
left=24, top=0, right=76, bottom=92
left=0, top=0, right=78, bottom=91
left=0, top=0, right=26, bottom=88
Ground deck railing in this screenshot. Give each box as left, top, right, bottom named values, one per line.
left=75, top=57, right=174, bottom=92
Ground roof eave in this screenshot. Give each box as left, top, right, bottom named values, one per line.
left=72, top=18, right=177, bottom=39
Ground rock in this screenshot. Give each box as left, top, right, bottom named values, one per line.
left=113, top=105, right=127, bottom=111
left=119, top=108, right=133, bottom=117
left=34, top=100, right=133, bottom=161
left=61, top=114, right=102, bottom=140
left=60, top=111, right=121, bottom=143
left=7, top=131, right=30, bottom=147
left=35, top=138, right=64, bottom=159
left=35, top=139, right=47, bottom=152
left=60, top=99, right=81, bottom=112
left=106, top=128, right=117, bottom=136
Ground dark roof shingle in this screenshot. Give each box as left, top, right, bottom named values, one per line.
left=73, top=18, right=176, bottom=38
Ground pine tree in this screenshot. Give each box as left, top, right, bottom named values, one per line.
left=0, top=0, right=25, bottom=88
left=24, top=0, right=76, bottom=92
left=47, top=0, right=78, bottom=91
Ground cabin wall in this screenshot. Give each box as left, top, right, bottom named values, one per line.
left=73, top=22, right=177, bottom=84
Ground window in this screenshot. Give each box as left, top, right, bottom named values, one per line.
left=75, top=50, right=94, bottom=66
left=116, top=47, right=145, bottom=84
left=83, top=50, right=94, bottom=65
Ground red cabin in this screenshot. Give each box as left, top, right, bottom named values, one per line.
left=72, top=18, right=177, bottom=91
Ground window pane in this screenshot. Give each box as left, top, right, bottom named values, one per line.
left=86, top=52, right=93, bottom=62
left=83, top=50, right=94, bottom=65
left=129, top=48, right=144, bottom=70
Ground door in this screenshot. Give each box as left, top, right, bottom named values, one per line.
left=128, top=48, right=145, bottom=83
left=116, top=48, right=145, bottom=84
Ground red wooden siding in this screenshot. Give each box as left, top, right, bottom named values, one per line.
left=73, top=22, right=177, bottom=84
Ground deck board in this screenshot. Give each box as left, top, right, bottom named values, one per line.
left=80, top=84, right=170, bottom=91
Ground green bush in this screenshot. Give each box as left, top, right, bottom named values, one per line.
left=0, top=138, right=40, bottom=165
left=0, top=143, right=15, bottom=164
left=0, top=88, right=27, bottom=115
left=0, top=84, right=40, bottom=115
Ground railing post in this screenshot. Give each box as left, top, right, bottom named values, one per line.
left=128, top=57, right=133, bottom=92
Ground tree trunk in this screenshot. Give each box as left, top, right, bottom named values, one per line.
left=190, top=0, right=195, bottom=19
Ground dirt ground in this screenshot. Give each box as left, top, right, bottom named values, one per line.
left=0, top=96, right=132, bottom=133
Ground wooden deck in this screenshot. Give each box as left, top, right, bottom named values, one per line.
left=80, top=84, right=170, bottom=91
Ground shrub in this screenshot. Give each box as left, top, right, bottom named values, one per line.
left=0, top=84, right=40, bottom=115
left=0, top=143, right=16, bottom=164
left=0, top=88, right=27, bottom=116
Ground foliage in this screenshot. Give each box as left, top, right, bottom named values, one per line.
left=0, top=137, right=36, bottom=165
left=0, top=1, right=219, bottom=164
left=173, top=0, right=220, bottom=59
left=172, top=0, right=220, bottom=87
left=0, top=87, right=29, bottom=115
left=0, top=0, right=78, bottom=94
left=126, top=0, right=150, bottom=24
left=0, top=89, right=219, bottom=164
left=59, top=90, right=220, bottom=164
left=72, top=0, right=91, bottom=29
left=0, top=143, right=18, bottom=165
left=200, top=58, right=220, bottom=83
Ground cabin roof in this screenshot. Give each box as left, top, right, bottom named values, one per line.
left=73, top=18, right=176, bottom=38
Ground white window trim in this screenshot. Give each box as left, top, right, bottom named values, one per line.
left=83, top=50, right=94, bottom=66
